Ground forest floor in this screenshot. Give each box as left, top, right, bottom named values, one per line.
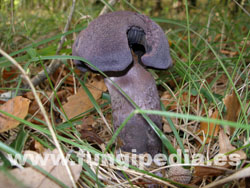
left=0, top=0, right=250, bottom=187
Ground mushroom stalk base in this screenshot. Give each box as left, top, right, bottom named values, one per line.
left=104, top=62, right=162, bottom=156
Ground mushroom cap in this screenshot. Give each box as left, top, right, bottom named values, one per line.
left=73, top=11, right=172, bottom=72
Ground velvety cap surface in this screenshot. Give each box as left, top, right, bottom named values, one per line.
left=73, top=11, right=172, bottom=72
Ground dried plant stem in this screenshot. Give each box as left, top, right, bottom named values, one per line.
left=0, top=48, right=77, bottom=188
left=232, top=0, right=250, bottom=16
left=99, top=0, right=118, bottom=15
left=11, top=0, right=15, bottom=33
left=203, top=166, right=250, bottom=188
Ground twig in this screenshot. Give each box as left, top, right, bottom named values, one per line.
left=232, top=0, right=250, bottom=17
left=20, top=0, right=76, bottom=95
left=0, top=48, right=77, bottom=188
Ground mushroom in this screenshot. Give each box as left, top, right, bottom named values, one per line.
left=73, top=11, right=172, bottom=156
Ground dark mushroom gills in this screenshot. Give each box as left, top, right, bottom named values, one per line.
left=73, top=11, right=172, bottom=156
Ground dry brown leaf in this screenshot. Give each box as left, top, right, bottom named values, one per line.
left=161, top=91, right=174, bottom=108
left=162, top=117, right=173, bottom=133
left=193, top=166, right=226, bottom=177
left=199, top=110, right=220, bottom=144
left=0, top=171, right=19, bottom=188
left=214, top=34, right=222, bottom=42
left=11, top=149, right=82, bottom=188
left=80, top=130, right=104, bottom=145
left=208, top=74, right=229, bottom=95
left=34, top=140, right=45, bottom=154
left=2, top=67, right=19, bottom=81
left=62, top=75, right=107, bottom=120
left=239, top=177, right=246, bottom=187
left=220, top=49, right=238, bottom=57
left=25, top=91, right=67, bottom=125
left=52, top=67, right=82, bottom=86
left=79, top=116, right=104, bottom=144
left=219, top=128, right=246, bottom=160
left=223, top=91, right=241, bottom=134
left=161, top=91, right=198, bottom=111
left=81, top=116, right=95, bottom=129
left=0, top=96, right=30, bottom=133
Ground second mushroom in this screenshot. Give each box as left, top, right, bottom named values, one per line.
left=73, top=11, right=172, bottom=156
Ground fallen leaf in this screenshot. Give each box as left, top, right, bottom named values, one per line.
left=193, top=166, right=226, bottom=177
left=162, top=117, right=173, bottom=133
left=223, top=90, right=241, bottom=134
left=239, top=178, right=246, bottom=188
left=161, top=91, right=198, bottom=111
left=25, top=91, right=68, bottom=125
left=52, top=67, right=82, bottom=86
left=55, top=90, right=69, bottom=101
left=0, top=96, right=30, bottom=133
left=2, top=67, right=19, bottom=81
left=24, top=92, right=50, bottom=125
left=161, top=91, right=174, bottom=109
left=214, top=34, right=222, bottom=42
left=208, top=74, right=228, bottom=95
left=81, top=116, right=95, bottom=129
left=79, top=116, right=104, bottom=144
left=62, top=74, right=107, bottom=120
left=219, top=128, right=246, bottom=160
left=11, top=149, right=82, bottom=188
left=220, top=49, right=238, bottom=57
left=0, top=171, right=18, bottom=188
left=80, top=130, right=104, bottom=145
left=34, top=140, right=45, bottom=154
left=199, top=110, right=220, bottom=143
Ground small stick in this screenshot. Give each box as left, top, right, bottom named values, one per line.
left=99, top=0, right=118, bottom=15
left=232, top=0, right=250, bottom=16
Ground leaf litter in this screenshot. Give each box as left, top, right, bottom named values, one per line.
left=0, top=96, right=30, bottom=133
left=10, top=149, right=82, bottom=188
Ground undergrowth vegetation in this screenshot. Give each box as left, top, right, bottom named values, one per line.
left=0, top=0, right=249, bottom=187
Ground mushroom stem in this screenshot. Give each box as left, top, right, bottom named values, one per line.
left=104, top=56, right=162, bottom=156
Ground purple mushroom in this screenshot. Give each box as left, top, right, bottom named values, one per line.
left=73, top=11, right=172, bottom=156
